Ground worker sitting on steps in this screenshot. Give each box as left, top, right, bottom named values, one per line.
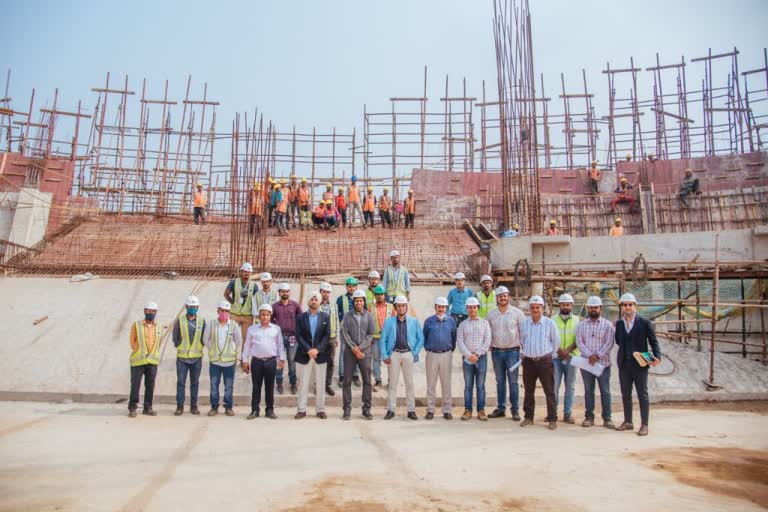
left=678, top=168, right=701, bottom=208
left=611, top=177, right=636, bottom=212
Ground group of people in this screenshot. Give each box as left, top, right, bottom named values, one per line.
left=129, top=253, right=662, bottom=436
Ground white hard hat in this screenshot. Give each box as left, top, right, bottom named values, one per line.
left=529, top=295, right=545, bottom=306
left=144, top=301, right=158, bottom=310
left=465, top=297, right=480, bottom=307
left=586, top=296, right=603, bottom=307
left=434, top=297, right=449, bottom=306
left=319, top=282, right=333, bottom=292
left=619, top=293, right=637, bottom=304
left=480, top=274, right=493, bottom=283
left=240, top=262, right=253, bottom=272
left=368, top=270, right=380, bottom=279
left=389, top=250, right=400, bottom=257
left=454, top=272, right=466, bottom=280
left=352, top=290, right=366, bottom=299
left=260, top=272, right=272, bottom=281
left=393, top=295, right=408, bottom=305
left=186, top=295, right=200, bottom=307
left=495, top=286, right=510, bottom=295
left=217, top=300, right=231, bottom=311
left=277, top=283, right=290, bottom=291
left=258, top=304, right=273, bottom=313
left=558, top=293, right=574, bottom=304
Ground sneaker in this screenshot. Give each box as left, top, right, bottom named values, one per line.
left=190, top=406, right=200, bottom=415
left=208, top=408, right=219, bottom=417
left=407, top=412, right=418, bottom=420
left=384, top=411, right=395, bottom=420
left=290, top=383, right=298, bottom=395
left=277, top=382, right=284, bottom=394
left=488, top=409, right=506, bottom=419
left=425, top=412, right=434, bottom=420
left=511, top=411, right=521, bottom=421
left=317, top=412, right=327, bottom=419
left=548, top=421, right=558, bottom=430
left=174, top=406, right=184, bottom=416
left=519, top=418, right=534, bottom=427
left=246, top=411, right=259, bottom=420
left=581, top=418, right=594, bottom=428
left=603, top=419, right=615, bottom=429
left=616, top=422, right=634, bottom=432
left=562, top=413, right=575, bottom=424
left=443, top=413, right=453, bottom=420
left=225, top=408, right=235, bottom=417
left=372, top=381, right=380, bottom=392
left=477, top=410, right=488, bottom=421
left=325, top=386, right=336, bottom=396
left=294, top=411, right=307, bottom=420
left=128, top=409, right=137, bottom=418
left=637, top=425, right=649, bottom=436
left=461, top=409, right=472, bottom=421
left=353, top=375, right=361, bottom=387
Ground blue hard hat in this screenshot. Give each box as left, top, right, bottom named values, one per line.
left=351, top=176, right=357, bottom=182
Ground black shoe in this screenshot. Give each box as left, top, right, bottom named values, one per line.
left=294, top=411, right=307, bottom=419
left=338, top=378, right=344, bottom=389
left=488, top=409, right=506, bottom=419
left=277, top=382, right=284, bottom=394
left=362, top=410, right=373, bottom=420
left=246, top=410, right=259, bottom=420
left=342, top=411, right=351, bottom=420
left=190, top=406, right=200, bottom=415
left=384, top=410, right=395, bottom=420
left=266, top=410, right=277, bottom=419
left=317, top=412, right=327, bottom=419
left=511, top=411, right=521, bottom=421
left=407, top=412, right=418, bottom=421
left=128, top=409, right=137, bottom=418
left=443, top=413, right=453, bottom=420
left=174, top=406, right=183, bottom=416
left=325, top=385, right=336, bottom=396
left=290, top=383, right=298, bottom=395
left=143, top=408, right=157, bottom=416
left=425, top=412, right=434, bottom=420
left=353, top=375, right=361, bottom=387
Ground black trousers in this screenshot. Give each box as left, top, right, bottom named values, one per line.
left=522, top=357, right=557, bottom=422
left=363, top=211, right=374, bottom=226
left=619, top=361, right=650, bottom=426
left=380, top=210, right=392, bottom=227
left=342, top=347, right=372, bottom=413
left=251, top=357, right=277, bottom=412
left=129, top=364, right=158, bottom=411
left=405, top=213, right=415, bottom=228
left=193, top=207, right=206, bottom=225
left=338, top=208, right=347, bottom=226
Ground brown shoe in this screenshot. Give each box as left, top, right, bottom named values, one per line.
left=461, top=409, right=472, bottom=421
left=519, top=418, right=534, bottom=427
left=225, top=408, right=235, bottom=416
left=637, top=425, right=649, bottom=436
left=174, top=406, right=183, bottom=416
left=548, top=421, right=557, bottom=430
left=616, top=422, right=634, bottom=432
left=603, top=419, right=615, bottom=429
left=477, top=410, right=488, bottom=421
left=581, top=418, right=594, bottom=428
left=294, top=411, right=306, bottom=420
left=128, top=409, right=137, bottom=418
left=317, top=412, right=327, bottom=419
left=208, top=408, right=218, bottom=417
left=562, top=413, right=575, bottom=424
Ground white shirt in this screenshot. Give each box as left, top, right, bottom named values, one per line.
left=242, top=323, right=286, bottom=361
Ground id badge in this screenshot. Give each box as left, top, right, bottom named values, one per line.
left=289, top=335, right=297, bottom=347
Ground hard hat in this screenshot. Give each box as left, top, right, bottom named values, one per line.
left=254, top=182, right=261, bottom=189
left=434, top=297, right=449, bottom=306
left=196, top=182, right=203, bottom=187
left=308, top=290, right=321, bottom=303
left=277, top=283, right=290, bottom=292
left=319, top=282, right=333, bottom=292
left=373, top=285, right=386, bottom=295
left=338, top=187, right=344, bottom=192
left=528, top=295, right=545, bottom=306
left=591, top=160, right=598, bottom=165
left=352, top=290, right=366, bottom=299
left=615, top=217, right=622, bottom=223
left=274, top=184, right=282, bottom=189
left=217, top=300, right=231, bottom=311
left=301, top=177, right=308, bottom=183
left=389, top=250, right=400, bottom=257
left=383, top=187, right=389, bottom=192
left=393, top=295, right=408, bottom=305
left=557, top=293, right=574, bottom=304
left=268, top=177, right=274, bottom=183
left=465, top=297, right=480, bottom=307
left=186, top=295, right=200, bottom=307
left=367, top=186, right=373, bottom=191
left=144, top=301, right=158, bottom=310
left=259, top=304, right=273, bottom=313
left=550, top=220, right=556, bottom=225
left=280, top=178, right=287, bottom=184
left=454, top=272, right=466, bottom=280
left=260, top=272, right=272, bottom=281
left=619, top=293, right=637, bottom=304
left=512, top=223, right=520, bottom=230
left=685, top=168, right=693, bottom=175
left=495, top=286, right=510, bottom=295
left=345, top=277, right=359, bottom=286
left=586, top=296, right=603, bottom=307
left=408, top=189, right=414, bottom=194
left=620, top=177, right=628, bottom=182
left=351, top=175, right=358, bottom=182
left=626, top=153, right=632, bottom=160
left=326, top=183, right=332, bottom=189
left=240, top=262, right=253, bottom=272
left=368, top=270, right=380, bottom=279
left=291, top=174, right=297, bottom=179
left=480, top=274, right=493, bottom=283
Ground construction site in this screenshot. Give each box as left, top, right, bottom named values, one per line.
left=1, top=1, right=767, bottom=511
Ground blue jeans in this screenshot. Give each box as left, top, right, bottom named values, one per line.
left=276, top=334, right=297, bottom=385
left=209, top=363, right=235, bottom=409
left=582, top=366, right=612, bottom=421
left=462, top=354, right=487, bottom=411
left=176, top=358, right=202, bottom=407
left=553, top=357, right=576, bottom=416
left=491, top=349, right=520, bottom=413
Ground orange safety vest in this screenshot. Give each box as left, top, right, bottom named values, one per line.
left=379, top=195, right=391, bottom=212
left=323, top=191, right=334, bottom=202
left=547, top=228, right=560, bottom=236
left=288, top=184, right=299, bottom=202
left=276, top=193, right=289, bottom=213
left=313, top=205, right=325, bottom=218
left=250, top=190, right=264, bottom=215
left=193, top=191, right=207, bottom=208
left=336, top=195, right=346, bottom=210
left=298, top=187, right=310, bottom=207
left=363, top=194, right=376, bottom=212
left=610, top=225, right=624, bottom=237
left=589, top=168, right=600, bottom=180
left=404, top=197, right=415, bottom=214
left=348, top=185, right=361, bottom=203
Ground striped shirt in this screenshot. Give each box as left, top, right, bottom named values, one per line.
left=520, top=316, right=560, bottom=359
left=456, top=317, right=491, bottom=358
left=486, top=305, right=525, bottom=349
left=576, top=317, right=615, bottom=366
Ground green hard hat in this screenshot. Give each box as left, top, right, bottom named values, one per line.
left=345, top=277, right=359, bottom=286
left=374, top=285, right=386, bottom=295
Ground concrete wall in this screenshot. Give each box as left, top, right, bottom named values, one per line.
left=0, top=188, right=52, bottom=248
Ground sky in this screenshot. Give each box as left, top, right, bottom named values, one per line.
left=1, top=0, right=767, bottom=170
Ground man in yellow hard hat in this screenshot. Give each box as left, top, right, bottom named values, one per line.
left=404, top=189, right=416, bottom=229
left=379, top=187, right=393, bottom=229
left=268, top=181, right=280, bottom=227
left=546, top=220, right=560, bottom=236
left=287, top=174, right=300, bottom=229
left=193, top=183, right=207, bottom=225
left=248, top=181, right=265, bottom=236
left=362, top=186, right=376, bottom=228
left=610, top=217, right=624, bottom=237
left=297, top=178, right=311, bottom=230
left=611, top=177, right=635, bottom=212
left=588, top=161, right=601, bottom=195
left=678, top=168, right=700, bottom=208
left=336, top=186, right=348, bottom=228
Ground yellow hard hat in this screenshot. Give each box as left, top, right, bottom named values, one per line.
left=591, top=160, right=598, bottom=165
left=625, top=153, right=632, bottom=161
left=280, top=178, right=287, bottom=184
left=196, top=182, right=203, bottom=188
left=301, top=177, right=307, bottom=183
left=550, top=220, right=556, bottom=225
left=274, top=184, right=281, bottom=189
left=383, top=187, right=389, bottom=192
left=291, top=174, right=297, bottom=179
left=512, top=223, right=520, bottom=229
left=367, top=186, right=373, bottom=191
left=338, top=187, right=344, bottom=192
left=615, top=217, right=622, bottom=223
left=268, top=177, right=274, bottom=183
left=254, top=182, right=261, bottom=189
left=326, top=183, right=332, bottom=189
left=408, top=189, right=414, bottom=194
left=620, top=177, right=628, bottom=182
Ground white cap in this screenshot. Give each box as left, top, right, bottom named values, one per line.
left=308, top=291, right=322, bottom=303
left=258, top=304, right=273, bottom=313
left=277, top=283, right=290, bottom=291
left=240, top=262, right=253, bottom=272
left=389, top=250, right=400, bottom=257
left=586, top=296, right=603, bottom=307
left=558, top=293, right=574, bottom=304
left=144, top=301, right=158, bottom=310
left=619, top=293, right=637, bottom=304
left=495, top=286, right=510, bottom=295
left=352, top=290, right=366, bottom=299
left=465, top=297, right=480, bottom=307
left=319, top=282, right=333, bottom=292
left=368, top=270, right=380, bottom=279
left=434, top=297, right=449, bottom=306
left=186, top=295, right=200, bottom=307
left=217, top=300, right=231, bottom=311
left=480, top=274, right=493, bottom=283
left=393, top=295, right=408, bottom=305
left=529, top=295, right=545, bottom=306
left=260, top=272, right=272, bottom=281
left=454, top=272, right=466, bottom=280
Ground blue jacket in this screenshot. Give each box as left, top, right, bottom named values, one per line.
left=380, top=315, right=424, bottom=361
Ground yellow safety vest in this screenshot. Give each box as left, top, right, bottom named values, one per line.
left=209, top=320, right=238, bottom=364
left=384, top=265, right=407, bottom=297
left=477, top=291, right=496, bottom=319
left=368, top=302, right=394, bottom=339
left=320, top=302, right=338, bottom=339
left=553, top=314, right=580, bottom=356
left=130, top=321, right=162, bottom=367
left=231, top=279, right=256, bottom=316
left=177, top=314, right=205, bottom=359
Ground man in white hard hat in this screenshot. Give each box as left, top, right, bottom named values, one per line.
left=447, top=272, right=473, bottom=326
left=476, top=275, right=496, bottom=319
left=242, top=304, right=286, bottom=419
left=423, top=296, right=457, bottom=420
left=364, top=270, right=381, bottom=306
left=294, top=291, right=331, bottom=419
left=380, top=296, right=424, bottom=420
left=575, top=296, right=615, bottom=428
left=254, top=272, right=278, bottom=309
left=128, top=302, right=161, bottom=417
left=172, top=295, right=205, bottom=416
left=486, top=286, right=526, bottom=421
left=318, top=282, right=339, bottom=397
left=552, top=293, right=580, bottom=424
left=272, top=283, right=302, bottom=395
left=224, top=262, right=258, bottom=346
left=339, top=290, right=376, bottom=420
left=456, top=297, right=492, bottom=421
left=520, top=295, right=560, bottom=430
left=203, top=300, right=242, bottom=416
left=615, top=293, right=661, bottom=436
left=383, top=250, right=411, bottom=303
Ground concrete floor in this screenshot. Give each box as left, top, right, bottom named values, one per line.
left=1, top=401, right=766, bottom=511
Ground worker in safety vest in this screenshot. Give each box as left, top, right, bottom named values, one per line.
left=368, top=285, right=394, bottom=392
left=224, top=262, right=258, bottom=345
left=248, top=181, right=265, bottom=236
left=379, top=187, right=393, bottom=229
left=552, top=293, right=580, bottom=424
left=347, top=175, right=363, bottom=226
left=365, top=270, right=381, bottom=306
left=288, top=175, right=300, bottom=229
left=297, top=178, right=311, bottom=229
left=253, top=271, right=278, bottom=309
left=610, top=217, right=624, bottom=237
left=362, top=186, right=376, bottom=228
left=335, top=186, right=348, bottom=228
left=275, top=183, right=288, bottom=235
left=323, top=183, right=334, bottom=203
left=382, top=249, right=411, bottom=303
left=588, top=160, right=601, bottom=195
left=203, top=300, right=242, bottom=416
left=193, top=183, right=207, bottom=225
left=476, top=274, right=496, bottom=319
left=404, top=189, right=416, bottom=228
left=546, top=220, right=560, bottom=236
left=128, top=301, right=162, bottom=417
left=173, top=295, right=206, bottom=416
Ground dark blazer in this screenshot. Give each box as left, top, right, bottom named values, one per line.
left=615, top=315, right=661, bottom=368
left=295, top=311, right=331, bottom=365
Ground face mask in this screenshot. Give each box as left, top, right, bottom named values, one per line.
left=218, top=312, right=229, bottom=322
left=145, top=313, right=156, bottom=322
left=187, top=307, right=198, bottom=316
left=436, top=314, right=446, bottom=320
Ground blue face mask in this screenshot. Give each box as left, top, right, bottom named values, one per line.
left=145, top=313, right=156, bottom=322
left=186, top=307, right=198, bottom=316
